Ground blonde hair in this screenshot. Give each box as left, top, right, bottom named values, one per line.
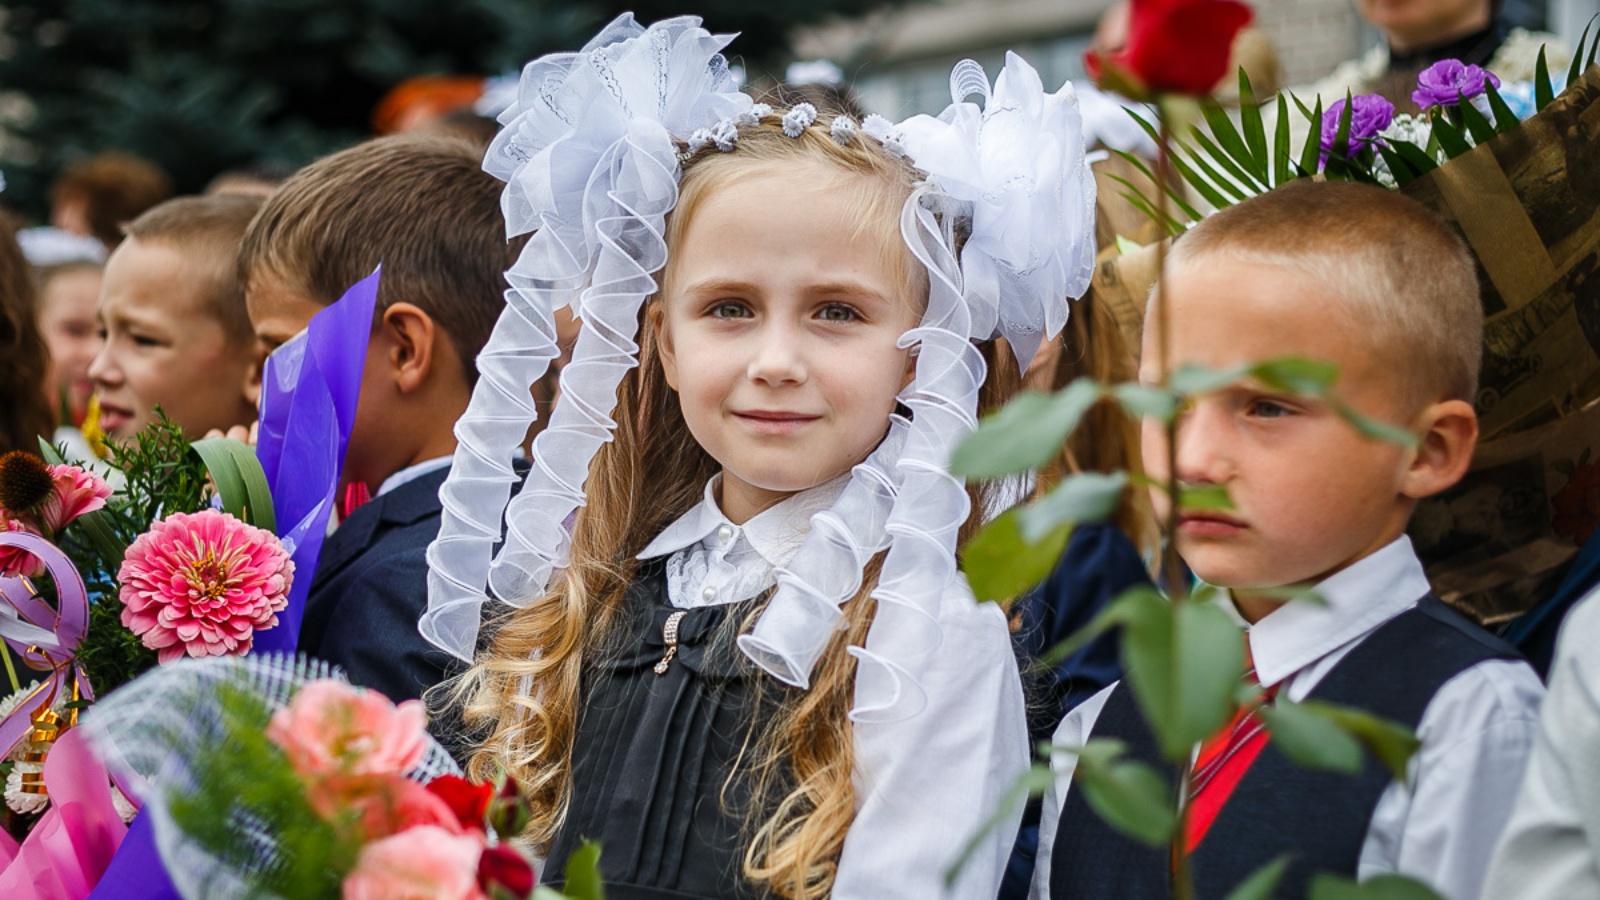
left=1167, top=180, right=1482, bottom=406
left=444, top=114, right=1017, bottom=898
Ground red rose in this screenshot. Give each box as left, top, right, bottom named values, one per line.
left=477, top=844, right=537, bottom=898
left=427, top=774, right=496, bottom=830
left=1085, top=0, right=1253, bottom=98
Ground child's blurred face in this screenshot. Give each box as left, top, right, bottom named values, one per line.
left=658, top=163, right=920, bottom=524
left=37, top=267, right=104, bottom=415
left=1139, top=257, right=1417, bottom=591
left=88, top=237, right=255, bottom=441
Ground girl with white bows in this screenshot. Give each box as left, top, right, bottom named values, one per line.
left=425, top=15, right=1096, bottom=898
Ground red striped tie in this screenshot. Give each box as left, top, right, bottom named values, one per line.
left=1184, top=650, right=1277, bottom=852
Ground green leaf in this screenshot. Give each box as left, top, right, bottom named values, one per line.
left=1298, top=97, right=1326, bottom=177
left=943, top=764, right=1058, bottom=886
left=1250, top=357, right=1338, bottom=395
left=1112, top=383, right=1180, bottom=422
left=1389, top=140, right=1440, bottom=177
left=1311, top=703, right=1421, bottom=782
left=1482, top=81, right=1519, bottom=134
left=1110, top=151, right=1204, bottom=222
left=1260, top=700, right=1364, bottom=774
left=1534, top=47, right=1554, bottom=111
left=559, top=841, right=608, bottom=900
left=1329, top=399, right=1420, bottom=448
left=1309, top=873, right=1443, bottom=900
left=1570, top=19, right=1595, bottom=89
left=1018, top=471, right=1129, bottom=542
left=189, top=438, right=276, bottom=532
left=1376, top=145, right=1421, bottom=186
left=1185, top=127, right=1263, bottom=200
left=1170, top=363, right=1252, bottom=396
left=1179, top=483, right=1233, bottom=513
left=1166, top=148, right=1244, bottom=210
left=1235, top=70, right=1269, bottom=183
left=950, top=381, right=1102, bottom=479
left=961, top=508, right=1073, bottom=602
left=1198, top=100, right=1268, bottom=191
left=1456, top=96, right=1496, bottom=145
left=1430, top=117, right=1473, bottom=158
left=1122, top=589, right=1244, bottom=759
left=1273, top=92, right=1293, bottom=186
left=1224, top=856, right=1292, bottom=900
left=1075, top=755, right=1177, bottom=846
left=1036, top=586, right=1147, bottom=669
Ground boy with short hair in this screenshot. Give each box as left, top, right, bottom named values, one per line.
left=89, top=194, right=262, bottom=443
left=239, top=132, right=523, bottom=702
left=1032, top=181, right=1543, bottom=900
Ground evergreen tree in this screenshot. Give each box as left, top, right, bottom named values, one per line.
left=0, top=0, right=904, bottom=219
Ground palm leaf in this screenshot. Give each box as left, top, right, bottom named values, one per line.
left=1236, top=69, right=1269, bottom=183
left=1535, top=47, right=1554, bottom=111
left=1199, top=101, right=1268, bottom=190
left=1272, top=91, right=1293, bottom=185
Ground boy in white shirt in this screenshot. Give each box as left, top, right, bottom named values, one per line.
left=1032, top=180, right=1543, bottom=900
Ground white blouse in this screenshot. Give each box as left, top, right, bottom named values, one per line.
left=638, top=475, right=1030, bottom=898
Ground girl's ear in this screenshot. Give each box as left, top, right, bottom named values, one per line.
left=1400, top=398, right=1477, bottom=500
left=651, top=303, right=680, bottom=391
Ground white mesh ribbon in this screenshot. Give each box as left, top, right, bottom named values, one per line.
left=737, top=53, right=1097, bottom=721
left=423, top=14, right=752, bottom=661
left=81, top=655, right=461, bottom=900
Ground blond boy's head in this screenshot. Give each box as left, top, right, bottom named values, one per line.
left=1142, top=181, right=1481, bottom=610
left=1167, top=179, right=1481, bottom=408
left=88, top=194, right=263, bottom=441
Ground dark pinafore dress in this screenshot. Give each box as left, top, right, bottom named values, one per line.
left=541, top=559, right=783, bottom=900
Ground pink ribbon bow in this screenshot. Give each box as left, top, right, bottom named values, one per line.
left=0, top=531, right=95, bottom=759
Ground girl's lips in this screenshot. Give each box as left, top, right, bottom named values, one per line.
left=1178, top=512, right=1247, bottom=538
left=734, top=410, right=821, bottom=434
left=98, top=404, right=132, bottom=433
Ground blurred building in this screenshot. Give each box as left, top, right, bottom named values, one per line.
left=793, top=0, right=1594, bottom=119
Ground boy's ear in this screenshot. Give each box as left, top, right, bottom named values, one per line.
left=242, top=354, right=263, bottom=409
left=1400, top=398, right=1477, bottom=500
left=379, top=302, right=442, bottom=395
left=651, top=303, right=679, bottom=391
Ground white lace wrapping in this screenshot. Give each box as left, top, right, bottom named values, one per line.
left=81, top=655, right=460, bottom=900
left=421, top=23, right=1097, bottom=724
left=422, top=14, right=751, bottom=660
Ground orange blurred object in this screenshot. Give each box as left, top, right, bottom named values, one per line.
left=372, top=76, right=485, bottom=135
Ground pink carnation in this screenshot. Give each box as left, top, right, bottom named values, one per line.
left=0, top=518, right=45, bottom=578
left=342, top=825, right=487, bottom=900
left=118, top=509, right=293, bottom=664
left=267, top=680, right=428, bottom=780
left=39, top=464, right=112, bottom=533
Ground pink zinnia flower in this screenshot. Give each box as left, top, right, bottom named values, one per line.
left=39, top=464, right=112, bottom=534
left=342, top=825, right=487, bottom=900
left=267, top=680, right=428, bottom=780
left=0, top=518, right=45, bottom=578
left=118, top=509, right=293, bottom=664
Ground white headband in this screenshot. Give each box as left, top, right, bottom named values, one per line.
left=422, top=14, right=1095, bottom=724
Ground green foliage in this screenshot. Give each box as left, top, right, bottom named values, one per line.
left=166, top=679, right=357, bottom=898
left=1225, top=857, right=1291, bottom=900
left=950, top=381, right=1103, bottom=479
left=552, top=841, right=608, bottom=900
left=0, top=0, right=915, bottom=217
left=1260, top=700, right=1364, bottom=774
left=1121, top=584, right=1244, bottom=759
left=1018, top=472, right=1128, bottom=543
left=960, top=507, right=1072, bottom=602
left=1309, top=874, right=1444, bottom=900
left=1070, top=739, right=1177, bottom=846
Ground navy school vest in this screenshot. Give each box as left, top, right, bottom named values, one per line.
left=1049, top=595, right=1518, bottom=900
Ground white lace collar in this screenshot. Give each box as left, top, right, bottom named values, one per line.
left=638, top=474, right=851, bottom=609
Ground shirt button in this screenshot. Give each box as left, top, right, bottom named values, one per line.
left=702, top=586, right=717, bottom=602
left=716, top=525, right=734, bottom=542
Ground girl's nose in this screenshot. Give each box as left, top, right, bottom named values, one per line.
left=746, top=325, right=806, bottom=386
left=87, top=342, right=119, bottom=387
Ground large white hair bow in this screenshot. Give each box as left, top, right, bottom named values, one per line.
left=422, top=15, right=749, bottom=661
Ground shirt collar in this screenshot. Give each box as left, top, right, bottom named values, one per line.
left=638, top=472, right=852, bottom=567
left=376, top=455, right=453, bottom=498
left=1244, top=535, right=1432, bottom=689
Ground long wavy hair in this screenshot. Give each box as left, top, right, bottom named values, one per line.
left=445, top=115, right=1020, bottom=898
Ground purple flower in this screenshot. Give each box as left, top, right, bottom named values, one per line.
left=1412, top=59, right=1501, bottom=108
left=1319, top=94, right=1396, bottom=167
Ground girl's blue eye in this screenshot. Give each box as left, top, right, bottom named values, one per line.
left=817, top=303, right=858, bottom=323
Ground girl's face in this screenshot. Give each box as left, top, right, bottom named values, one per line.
left=38, top=267, right=104, bottom=417
left=658, top=163, right=920, bottom=524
